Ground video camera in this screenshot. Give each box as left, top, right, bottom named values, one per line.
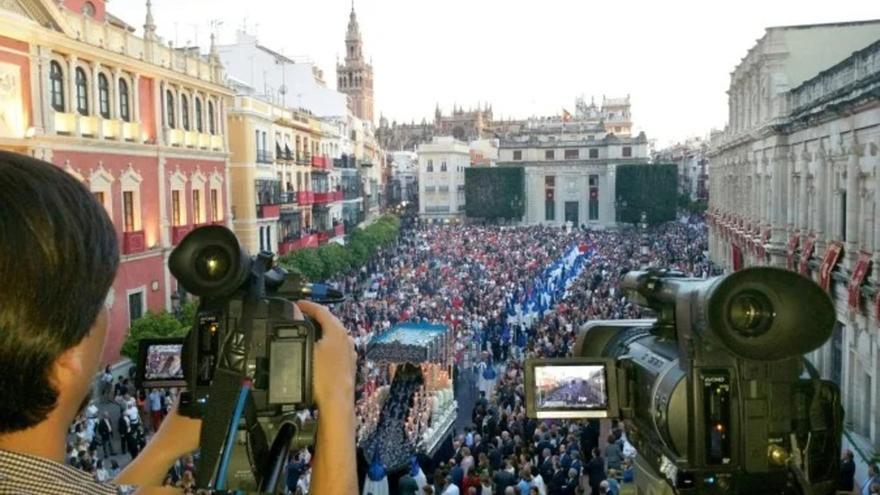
left=525, top=267, right=843, bottom=495
left=135, top=225, right=343, bottom=493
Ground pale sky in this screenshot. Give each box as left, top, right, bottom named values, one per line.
left=110, top=0, right=879, bottom=147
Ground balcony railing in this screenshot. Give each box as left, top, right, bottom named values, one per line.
left=313, top=192, right=334, bottom=203
left=311, top=155, right=330, bottom=169
left=256, top=150, right=273, bottom=164
left=257, top=204, right=281, bottom=219
left=171, top=225, right=192, bottom=245
left=317, top=231, right=330, bottom=244
left=334, top=224, right=345, bottom=237
left=297, top=191, right=315, bottom=205
left=123, top=230, right=145, bottom=255
left=279, top=191, right=298, bottom=204
left=278, top=234, right=319, bottom=255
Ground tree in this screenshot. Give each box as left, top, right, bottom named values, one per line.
left=120, top=311, right=189, bottom=361
left=615, top=164, right=677, bottom=225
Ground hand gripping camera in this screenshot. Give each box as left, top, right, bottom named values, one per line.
left=141, top=225, right=342, bottom=494
left=526, top=267, right=843, bottom=495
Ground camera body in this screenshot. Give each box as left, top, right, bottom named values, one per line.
left=526, top=267, right=843, bottom=495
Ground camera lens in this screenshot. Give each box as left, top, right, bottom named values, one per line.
left=194, top=246, right=231, bottom=282
left=727, top=290, right=774, bottom=337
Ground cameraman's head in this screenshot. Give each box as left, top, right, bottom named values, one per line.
left=0, top=152, right=119, bottom=441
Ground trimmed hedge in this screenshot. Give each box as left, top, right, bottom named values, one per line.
left=465, top=167, right=525, bottom=219
left=615, top=164, right=677, bottom=225
left=278, top=215, right=400, bottom=281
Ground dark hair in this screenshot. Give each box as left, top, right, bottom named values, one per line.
left=0, top=151, right=119, bottom=433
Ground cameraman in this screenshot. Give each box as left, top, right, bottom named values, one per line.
left=0, top=152, right=357, bottom=494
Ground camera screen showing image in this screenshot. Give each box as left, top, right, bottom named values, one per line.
left=525, top=358, right=617, bottom=419
left=137, top=338, right=186, bottom=389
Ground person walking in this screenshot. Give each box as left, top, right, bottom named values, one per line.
left=148, top=388, right=164, bottom=433
left=96, top=411, right=115, bottom=457
left=839, top=450, right=856, bottom=493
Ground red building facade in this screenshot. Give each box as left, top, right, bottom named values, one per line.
left=0, top=0, right=232, bottom=363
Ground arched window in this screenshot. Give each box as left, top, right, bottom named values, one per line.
left=75, top=67, right=88, bottom=115
left=82, top=1, right=96, bottom=17
left=181, top=94, right=189, bottom=130
left=49, top=61, right=65, bottom=112
left=166, top=90, right=175, bottom=128
left=119, top=78, right=130, bottom=122
left=208, top=101, right=215, bottom=134
left=195, top=98, right=203, bottom=133
left=98, top=74, right=110, bottom=118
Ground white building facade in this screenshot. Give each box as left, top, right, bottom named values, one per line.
left=417, top=137, right=470, bottom=220
left=497, top=124, right=649, bottom=227
left=708, top=21, right=880, bottom=466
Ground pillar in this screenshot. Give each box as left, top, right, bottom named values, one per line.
left=799, top=148, right=810, bottom=233
left=845, top=139, right=862, bottom=265
left=769, top=151, right=789, bottom=267
left=815, top=147, right=828, bottom=252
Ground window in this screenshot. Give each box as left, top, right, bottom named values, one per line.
left=622, top=146, right=632, bottom=158
left=98, top=73, right=110, bottom=118
left=195, top=98, right=203, bottom=133
left=94, top=191, right=104, bottom=205
left=172, top=190, right=182, bottom=226
left=123, top=191, right=135, bottom=232
left=75, top=67, right=88, bottom=115
left=193, top=189, right=202, bottom=224
left=513, top=150, right=522, bottom=160
left=426, top=160, right=433, bottom=172
left=49, top=61, right=64, bottom=112
left=440, top=162, right=447, bottom=172
left=181, top=94, right=190, bottom=130
left=211, top=189, right=219, bottom=221
left=119, top=79, right=130, bottom=122
left=545, top=175, right=555, bottom=221
left=545, top=150, right=555, bottom=160
left=208, top=101, right=216, bottom=134
left=82, top=1, right=96, bottom=17
left=128, top=291, right=144, bottom=324
left=589, top=174, right=599, bottom=221
left=545, top=200, right=555, bottom=221
left=589, top=148, right=599, bottom=159
left=564, top=149, right=579, bottom=160
left=166, top=90, right=175, bottom=127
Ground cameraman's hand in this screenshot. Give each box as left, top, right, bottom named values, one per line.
left=296, top=300, right=357, bottom=409
left=295, top=300, right=357, bottom=494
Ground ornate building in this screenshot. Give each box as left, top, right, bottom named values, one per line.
left=336, top=4, right=373, bottom=123
left=377, top=103, right=493, bottom=151
left=0, top=0, right=232, bottom=363
left=707, top=20, right=880, bottom=464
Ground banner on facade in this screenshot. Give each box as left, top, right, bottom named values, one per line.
left=818, top=242, right=843, bottom=291
left=847, top=251, right=872, bottom=311
left=799, top=236, right=815, bottom=275
left=787, top=233, right=800, bottom=270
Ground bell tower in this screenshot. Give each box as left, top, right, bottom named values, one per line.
left=336, top=2, right=374, bottom=122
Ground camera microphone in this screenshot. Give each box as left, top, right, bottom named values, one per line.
left=298, top=283, right=345, bottom=304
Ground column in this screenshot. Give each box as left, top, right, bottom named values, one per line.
left=90, top=62, right=101, bottom=117
left=845, top=139, right=862, bottom=265
left=67, top=55, right=80, bottom=136
left=769, top=151, right=788, bottom=267
left=873, top=154, right=880, bottom=284
left=36, top=47, right=52, bottom=133
left=799, top=149, right=810, bottom=233
left=815, top=147, right=828, bottom=252
left=786, top=151, right=796, bottom=233
left=132, top=74, right=141, bottom=122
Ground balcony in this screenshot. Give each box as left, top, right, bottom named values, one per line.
left=317, top=231, right=330, bottom=244
left=311, top=155, right=330, bottom=169
left=122, top=230, right=145, bottom=255
left=256, top=150, right=273, bottom=164
left=279, top=191, right=298, bottom=204
left=334, top=224, right=345, bottom=237
left=257, top=204, right=281, bottom=219
left=171, top=225, right=192, bottom=245
left=166, top=128, right=184, bottom=146
left=297, top=191, right=315, bottom=205
left=278, top=234, right=319, bottom=255
left=197, top=133, right=211, bottom=149
left=122, top=122, right=141, bottom=142
left=210, top=135, right=224, bottom=151
left=184, top=131, right=199, bottom=148
left=313, top=192, right=334, bottom=204
left=53, top=112, right=77, bottom=134
left=334, top=191, right=343, bottom=201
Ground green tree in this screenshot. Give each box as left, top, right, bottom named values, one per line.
left=120, top=311, right=189, bottom=361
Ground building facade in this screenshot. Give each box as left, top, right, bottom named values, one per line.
left=336, top=5, right=373, bottom=123
left=653, top=137, right=710, bottom=202
left=707, top=21, right=880, bottom=461
left=417, top=137, right=469, bottom=220
left=0, top=0, right=233, bottom=363
left=388, top=150, right=418, bottom=205
left=497, top=124, right=649, bottom=227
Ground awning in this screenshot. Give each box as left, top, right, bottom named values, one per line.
left=818, top=242, right=843, bottom=291
left=787, top=233, right=800, bottom=270
left=848, top=251, right=872, bottom=310
left=799, top=236, right=816, bottom=275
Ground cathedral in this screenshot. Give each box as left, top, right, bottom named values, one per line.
left=377, top=103, right=495, bottom=151
left=337, top=4, right=374, bottom=122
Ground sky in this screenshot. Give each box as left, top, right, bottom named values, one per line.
left=109, top=0, right=879, bottom=147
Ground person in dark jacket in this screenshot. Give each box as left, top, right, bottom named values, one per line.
left=839, top=450, right=856, bottom=492
left=586, top=447, right=606, bottom=495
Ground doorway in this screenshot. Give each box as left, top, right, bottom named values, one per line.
left=564, top=201, right=579, bottom=224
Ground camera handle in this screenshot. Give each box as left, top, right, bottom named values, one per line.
left=256, top=414, right=317, bottom=493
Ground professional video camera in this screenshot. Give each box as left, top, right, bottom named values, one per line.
left=525, top=267, right=843, bottom=495
left=135, top=225, right=342, bottom=494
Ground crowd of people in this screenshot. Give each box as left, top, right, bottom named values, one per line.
left=323, top=212, right=712, bottom=494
